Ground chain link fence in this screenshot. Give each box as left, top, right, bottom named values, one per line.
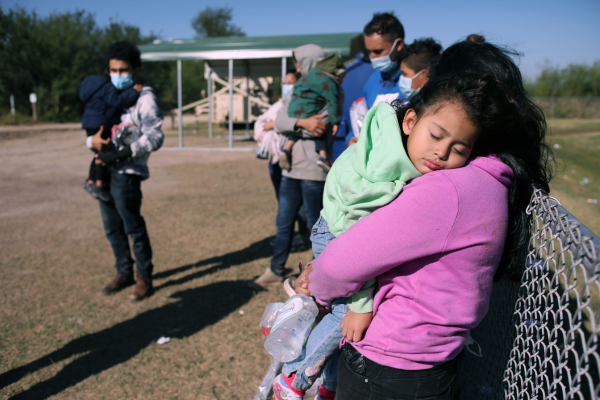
left=457, top=189, right=600, bottom=399
left=532, top=97, right=600, bottom=119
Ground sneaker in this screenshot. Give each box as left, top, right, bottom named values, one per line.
left=247, top=268, right=283, bottom=290
left=279, top=150, right=292, bottom=172
left=316, top=386, right=336, bottom=400
left=82, top=182, right=113, bottom=202
left=272, top=373, right=304, bottom=400
left=316, top=156, right=332, bottom=172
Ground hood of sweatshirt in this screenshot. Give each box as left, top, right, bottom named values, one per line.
left=468, top=155, right=514, bottom=189
left=293, top=44, right=326, bottom=76
left=79, top=75, right=109, bottom=103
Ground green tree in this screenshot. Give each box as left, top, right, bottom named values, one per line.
left=0, top=5, right=174, bottom=122
left=527, top=61, right=600, bottom=97
left=191, top=6, right=245, bottom=38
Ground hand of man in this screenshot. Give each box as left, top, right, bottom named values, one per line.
left=92, top=126, right=111, bottom=151
left=263, top=120, right=275, bottom=132
left=340, top=310, right=373, bottom=342
left=97, top=146, right=133, bottom=165
left=347, top=136, right=358, bottom=147
left=296, top=114, right=327, bottom=137
left=332, top=125, right=338, bottom=136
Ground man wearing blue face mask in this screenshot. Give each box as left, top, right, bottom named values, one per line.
left=362, top=13, right=407, bottom=107
left=86, top=41, right=164, bottom=302
left=346, top=12, right=407, bottom=147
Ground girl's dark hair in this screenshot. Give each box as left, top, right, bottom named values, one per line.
left=394, top=43, right=553, bottom=281
left=403, top=38, right=443, bottom=72
left=108, top=41, right=141, bottom=70
left=363, top=12, right=405, bottom=39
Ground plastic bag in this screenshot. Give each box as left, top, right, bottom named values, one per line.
left=253, top=356, right=283, bottom=400
left=349, top=97, right=368, bottom=139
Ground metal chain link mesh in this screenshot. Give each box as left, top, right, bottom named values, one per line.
left=457, top=189, right=600, bottom=399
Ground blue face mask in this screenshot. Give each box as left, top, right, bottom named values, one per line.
left=370, top=38, right=399, bottom=73
left=281, top=84, right=294, bottom=97
left=110, top=73, right=134, bottom=90
left=399, top=69, right=424, bottom=98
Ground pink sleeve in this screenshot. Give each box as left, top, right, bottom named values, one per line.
left=308, top=173, right=460, bottom=303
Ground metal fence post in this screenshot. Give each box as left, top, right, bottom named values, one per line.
left=229, top=58, right=233, bottom=149
left=207, top=65, right=212, bottom=139
left=177, top=59, right=183, bottom=148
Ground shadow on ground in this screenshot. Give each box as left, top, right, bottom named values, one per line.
left=153, top=236, right=276, bottom=291
left=0, top=280, right=255, bottom=399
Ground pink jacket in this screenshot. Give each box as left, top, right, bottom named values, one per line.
left=308, top=156, right=513, bottom=370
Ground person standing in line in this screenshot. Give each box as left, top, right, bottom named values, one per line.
left=89, top=41, right=164, bottom=302
left=347, top=12, right=407, bottom=147
left=254, top=71, right=311, bottom=250
left=249, top=44, right=329, bottom=289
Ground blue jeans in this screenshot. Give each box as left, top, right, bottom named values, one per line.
left=282, top=216, right=345, bottom=392
left=98, top=172, right=153, bottom=277
left=282, top=298, right=348, bottom=392
left=268, top=163, right=309, bottom=238
left=270, top=177, right=325, bottom=276
left=310, top=215, right=336, bottom=259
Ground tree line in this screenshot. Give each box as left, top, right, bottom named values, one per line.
left=0, top=6, right=245, bottom=123
left=526, top=62, right=600, bottom=97
left=1, top=5, right=597, bottom=123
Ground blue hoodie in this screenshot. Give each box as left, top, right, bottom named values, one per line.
left=79, top=75, right=139, bottom=131
left=362, top=67, right=406, bottom=109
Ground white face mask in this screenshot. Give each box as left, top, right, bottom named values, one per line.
left=398, top=69, right=424, bottom=98
left=370, top=38, right=400, bottom=73
left=281, top=84, right=294, bottom=97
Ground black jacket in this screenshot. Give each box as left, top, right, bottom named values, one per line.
left=79, top=75, right=139, bottom=131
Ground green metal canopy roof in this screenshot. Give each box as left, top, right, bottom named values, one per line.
left=138, top=32, right=359, bottom=62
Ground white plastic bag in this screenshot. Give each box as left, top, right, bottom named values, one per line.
left=349, top=97, right=368, bottom=139
left=253, top=356, right=283, bottom=400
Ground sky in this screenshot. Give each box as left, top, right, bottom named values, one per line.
left=4, top=0, right=600, bottom=79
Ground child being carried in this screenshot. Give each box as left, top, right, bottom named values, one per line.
left=280, top=54, right=345, bottom=173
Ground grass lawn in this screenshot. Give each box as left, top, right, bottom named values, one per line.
left=546, top=119, right=600, bottom=235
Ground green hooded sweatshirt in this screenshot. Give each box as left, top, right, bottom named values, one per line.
left=321, top=102, right=422, bottom=313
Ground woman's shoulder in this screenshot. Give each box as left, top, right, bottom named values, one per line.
left=438, top=156, right=513, bottom=190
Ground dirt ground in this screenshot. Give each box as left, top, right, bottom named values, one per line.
left=1, top=121, right=598, bottom=400
left=0, top=127, right=311, bottom=399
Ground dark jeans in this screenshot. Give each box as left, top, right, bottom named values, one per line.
left=99, top=171, right=154, bottom=278
left=270, top=176, right=325, bottom=276
left=268, top=163, right=309, bottom=237
left=337, top=344, right=461, bottom=400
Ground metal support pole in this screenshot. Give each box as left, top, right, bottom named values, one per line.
left=246, top=75, right=250, bottom=139
left=228, top=58, right=233, bottom=149
left=207, top=65, right=212, bottom=138
left=281, top=57, right=286, bottom=86
left=177, top=59, right=183, bottom=148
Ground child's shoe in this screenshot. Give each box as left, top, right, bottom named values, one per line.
left=316, top=156, right=332, bottom=173
left=283, top=277, right=296, bottom=298
left=82, top=182, right=112, bottom=203
left=279, top=150, right=292, bottom=171
left=272, top=373, right=304, bottom=400
left=316, top=386, right=336, bottom=400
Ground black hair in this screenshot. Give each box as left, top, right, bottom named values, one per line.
left=363, top=12, right=405, bottom=40
left=108, top=41, right=141, bottom=70
left=403, top=38, right=443, bottom=73
left=285, top=69, right=301, bottom=80
left=394, top=47, right=553, bottom=281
